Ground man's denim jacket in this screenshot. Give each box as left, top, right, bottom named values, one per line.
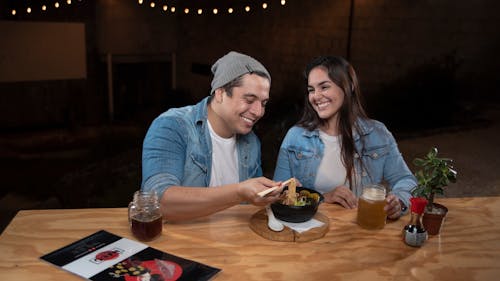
left=273, top=118, right=416, bottom=210
left=141, top=97, right=262, bottom=197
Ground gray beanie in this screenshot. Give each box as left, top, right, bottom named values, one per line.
left=210, top=51, right=271, bottom=95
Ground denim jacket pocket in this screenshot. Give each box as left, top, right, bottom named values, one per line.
left=290, top=149, right=315, bottom=161
left=361, top=144, right=390, bottom=160
left=287, top=147, right=317, bottom=186
left=358, top=144, right=390, bottom=185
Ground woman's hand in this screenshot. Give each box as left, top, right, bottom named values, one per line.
left=385, top=194, right=403, bottom=220
left=323, top=185, right=357, bottom=209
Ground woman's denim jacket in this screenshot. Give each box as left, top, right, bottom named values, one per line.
left=273, top=118, right=416, bottom=209
left=141, top=97, right=262, bottom=197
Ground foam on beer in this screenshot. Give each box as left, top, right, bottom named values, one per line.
left=361, top=186, right=386, bottom=201
left=357, top=185, right=387, bottom=229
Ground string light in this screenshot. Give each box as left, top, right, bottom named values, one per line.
left=5, top=1, right=86, bottom=18
left=135, top=0, right=286, bottom=16
left=4, top=1, right=285, bottom=18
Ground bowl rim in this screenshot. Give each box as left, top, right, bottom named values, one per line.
left=271, top=186, right=324, bottom=207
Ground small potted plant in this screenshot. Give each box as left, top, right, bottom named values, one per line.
left=411, top=147, right=457, bottom=235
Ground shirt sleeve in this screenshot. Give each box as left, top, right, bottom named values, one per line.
left=384, top=135, right=417, bottom=214
left=141, top=116, right=186, bottom=197
left=273, top=131, right=294, bottom=182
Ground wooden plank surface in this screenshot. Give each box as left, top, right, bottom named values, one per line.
left=1, top=197, right=500, bottom=280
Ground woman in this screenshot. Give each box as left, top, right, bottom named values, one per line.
left=273, top=56, right=416, bottom=219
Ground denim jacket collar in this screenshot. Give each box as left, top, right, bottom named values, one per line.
left=194, top=96, right=249, bottom=144
left=354, top=118, right=374, bottom=141
left=299, top=117, right=374, bottom=141
left=194, top=96, right=210, bottom=127
left=301, top=128, right=320, bottom=138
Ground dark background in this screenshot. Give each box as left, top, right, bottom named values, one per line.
left=1, top=0, right=500, bottom=232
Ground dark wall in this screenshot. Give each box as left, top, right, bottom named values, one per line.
left=1, top=0, right=499, bottom=130
left=173, top=0, right=500, bottom=125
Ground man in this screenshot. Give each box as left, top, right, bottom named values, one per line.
left=141, top=51, right=282, bottom=222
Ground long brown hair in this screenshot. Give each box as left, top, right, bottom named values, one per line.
left=297, top=55, right=368, bottom=188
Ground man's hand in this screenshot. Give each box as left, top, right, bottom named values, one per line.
left=237, top=177, right=282, bottom=205
left=323, top=185, right=357, bottom=209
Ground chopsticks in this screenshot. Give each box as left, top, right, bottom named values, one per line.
left=257, top=178, right=293, bottom=197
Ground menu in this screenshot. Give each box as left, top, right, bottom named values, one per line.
left=40, top=230, right=221, bottom=281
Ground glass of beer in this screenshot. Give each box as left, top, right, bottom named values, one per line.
left=357, top=184, right=387, bottom=230
left=128, top=190, right=163, bottom=241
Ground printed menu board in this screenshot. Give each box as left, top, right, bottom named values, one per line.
left=40, top=230, right=221, bottom=281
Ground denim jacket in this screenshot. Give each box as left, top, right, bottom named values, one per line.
left=273, top=118, right=416, bottom=209
left=141, top=97, right=263, bottom=197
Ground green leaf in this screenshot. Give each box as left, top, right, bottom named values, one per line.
left=412, top=147, right=458, bottom=200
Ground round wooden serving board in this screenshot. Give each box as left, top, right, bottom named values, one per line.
left=249, top=209, right=329, bottom=242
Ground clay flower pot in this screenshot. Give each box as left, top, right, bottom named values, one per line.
left=422, top=203, right=448, bottom=235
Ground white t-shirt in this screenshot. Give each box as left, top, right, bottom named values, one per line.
left=314, top=131, right=347, bottom=194
left=207, top=120, right=239, bottom=187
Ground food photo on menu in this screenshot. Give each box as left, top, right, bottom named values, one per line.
left=40, top=230, right=221, bottom=281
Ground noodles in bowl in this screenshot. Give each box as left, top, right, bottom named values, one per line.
left=270, top=181, right=324, bottom=223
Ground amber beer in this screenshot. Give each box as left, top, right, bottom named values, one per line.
left=128, top=190, right=163, bottom=241
left=357, top=184, right=387, bottom=229
left=131, top=213, right=162, bottom=241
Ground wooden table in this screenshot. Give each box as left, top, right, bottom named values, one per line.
left=1, top=197, right=499, bottom=280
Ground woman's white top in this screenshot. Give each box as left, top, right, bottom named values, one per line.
left=314, top=130, right=347, bottom=194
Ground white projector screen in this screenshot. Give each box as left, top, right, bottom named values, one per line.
left=0, top=21, right=86, bottom=82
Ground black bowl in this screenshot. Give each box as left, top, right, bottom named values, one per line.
left=270, top=187, right=324, bottom=223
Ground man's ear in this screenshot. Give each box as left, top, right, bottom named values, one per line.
left=214, top=88, right=225, bottom=103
